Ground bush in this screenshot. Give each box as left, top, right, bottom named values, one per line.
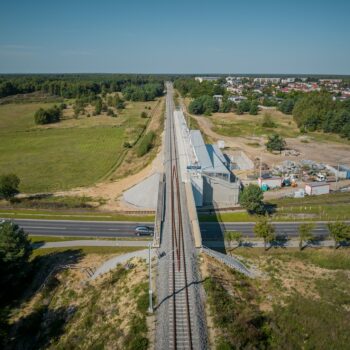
left=278, top=98, right=295, bottom=114
left=107, top=108, right=116, bottom=117
left=140, top=111, right=148, bottom=118
left=236, top=100, right=251, bottom=114
left=34, top=105, right=61, bottom=125
left=261, top=113, right=277, bottom=128
left=266, top=134, right=286, bottom=153
left=0, top=173, right=20, bottom=201
left=136, top=132, right=155, bottom=157
left=249, top=101, right=259, bottom=115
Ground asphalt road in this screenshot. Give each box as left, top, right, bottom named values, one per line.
left=12, top=219, right=331, bottom=239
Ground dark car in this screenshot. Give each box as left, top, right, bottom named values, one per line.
left=134, top=226, right=154, bottom=236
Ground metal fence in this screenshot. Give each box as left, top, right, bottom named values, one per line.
left=201, top=246, right=255, bottom=278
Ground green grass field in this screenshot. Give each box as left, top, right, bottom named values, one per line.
left=211, top=111, right=300, bottom=139
left=0, top=99, right=158, bottom=193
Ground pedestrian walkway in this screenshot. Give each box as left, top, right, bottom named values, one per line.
left=91, top=249, right=153, bottom=280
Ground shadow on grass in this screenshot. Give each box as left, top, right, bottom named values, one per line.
left=198, top=209, right=226, bottom=254
left=6, top=305, right=75, bottom=350
left=2, top=250, right=83, bottom=349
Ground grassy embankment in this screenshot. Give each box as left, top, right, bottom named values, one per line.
left=202, top=248, right=350, bottom=349
left=29, top=235, right=151, bottom=244
left=0, top=97, right=161, bottom=193
left=0, top=208, right=154, bottom=221
left=199, top=192, right=350, bottom=222
left=5, top=249, right=150, bottom=349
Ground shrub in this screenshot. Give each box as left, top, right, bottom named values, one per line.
left=34, top=105, right=61, bottom=125
left=0, top=173, right=20, bottom=201
left=261, top=113, right=276, bottom=128
left=136, top=132, right=155, bottom=157
left=266, top=134, right=286, bottom=153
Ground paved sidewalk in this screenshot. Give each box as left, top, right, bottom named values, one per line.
left=91, top=249, right=153, bottom=280
left=205, top=239, right=339, bottom=249
left=33, top=239, right=343, bottom=250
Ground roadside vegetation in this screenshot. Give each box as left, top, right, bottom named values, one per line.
left=199, top=191, right=350, bottom=223
left=202, top=249, right=350, bottom=350
left=0, top=208, right=154, bottom=222
left=0, top=221, right=150, bottom=349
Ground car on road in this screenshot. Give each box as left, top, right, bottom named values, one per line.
left=134, top=226, right=154, bottom=236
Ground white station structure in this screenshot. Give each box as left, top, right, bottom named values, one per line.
left=173, top=109, right=240, bottom=207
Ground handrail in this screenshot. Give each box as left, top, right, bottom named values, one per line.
left=201, top=245, right=255, bottom=278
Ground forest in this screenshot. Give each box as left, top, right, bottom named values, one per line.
left=0, top=74, right=169, bottom=100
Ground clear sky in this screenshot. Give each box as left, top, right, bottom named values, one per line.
left=0, top=0, right=349, bottom=74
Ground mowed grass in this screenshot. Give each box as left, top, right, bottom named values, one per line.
left=0, top=99, right=157, bottom=193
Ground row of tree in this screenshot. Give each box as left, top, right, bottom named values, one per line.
left=0, top=74, right=167, bottom=99
left=225, top=219, right=350, bottom=251
left=292, top=92, right=350, bottom=138
left=122, top=82, right=164, bottom=102
left=174, top=78, right=225, bottom=98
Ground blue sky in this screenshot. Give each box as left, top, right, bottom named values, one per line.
left=0, top=0, right=349, bottom=74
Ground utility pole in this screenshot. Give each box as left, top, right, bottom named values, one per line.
left=336, top=163, right=339, bottom=191
left=148, top=243, right=153, bottom=313
left=259, top=156, right=262, bottom=178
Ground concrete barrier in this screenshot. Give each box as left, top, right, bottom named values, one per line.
left=153, top=173, right=165, bottom=248
left=185, top=181, right=202, bottom=248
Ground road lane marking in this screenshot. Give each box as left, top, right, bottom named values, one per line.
left=26, top=226, right=67, bottom=230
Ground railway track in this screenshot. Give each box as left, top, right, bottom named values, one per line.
left=168, top=96, right=193, bottom=350
left=155, top=82, right=207, bottom=350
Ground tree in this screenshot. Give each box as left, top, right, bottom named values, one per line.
left=188, top=95, right=219, bottom=115
left=298, top=223, right=315, bottom=250
left=219, top=99, right=233, bottom=113
left=249, top=101, right=259, bottom=115
left=141, top=111, right=148, bottom=118
left=94, top=98, right=102, bottom=115
left=293, top=92, right=335, bottom=131
left=236, top=100, right=250, bottom=114
left=0, top=174, right=20, bottom=201
left=279, top=99, right=295, bottom=114
left=327, top=222, right=349, bottom=249
left=0, top=221, right=32, bottom=298
left=254, top=217, right=275, bottom=250
left=266, top=134, right=286, bottom=153
left=239, top=184, right=265, bottom=215
left=225, top=231, right=243, bottom=253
